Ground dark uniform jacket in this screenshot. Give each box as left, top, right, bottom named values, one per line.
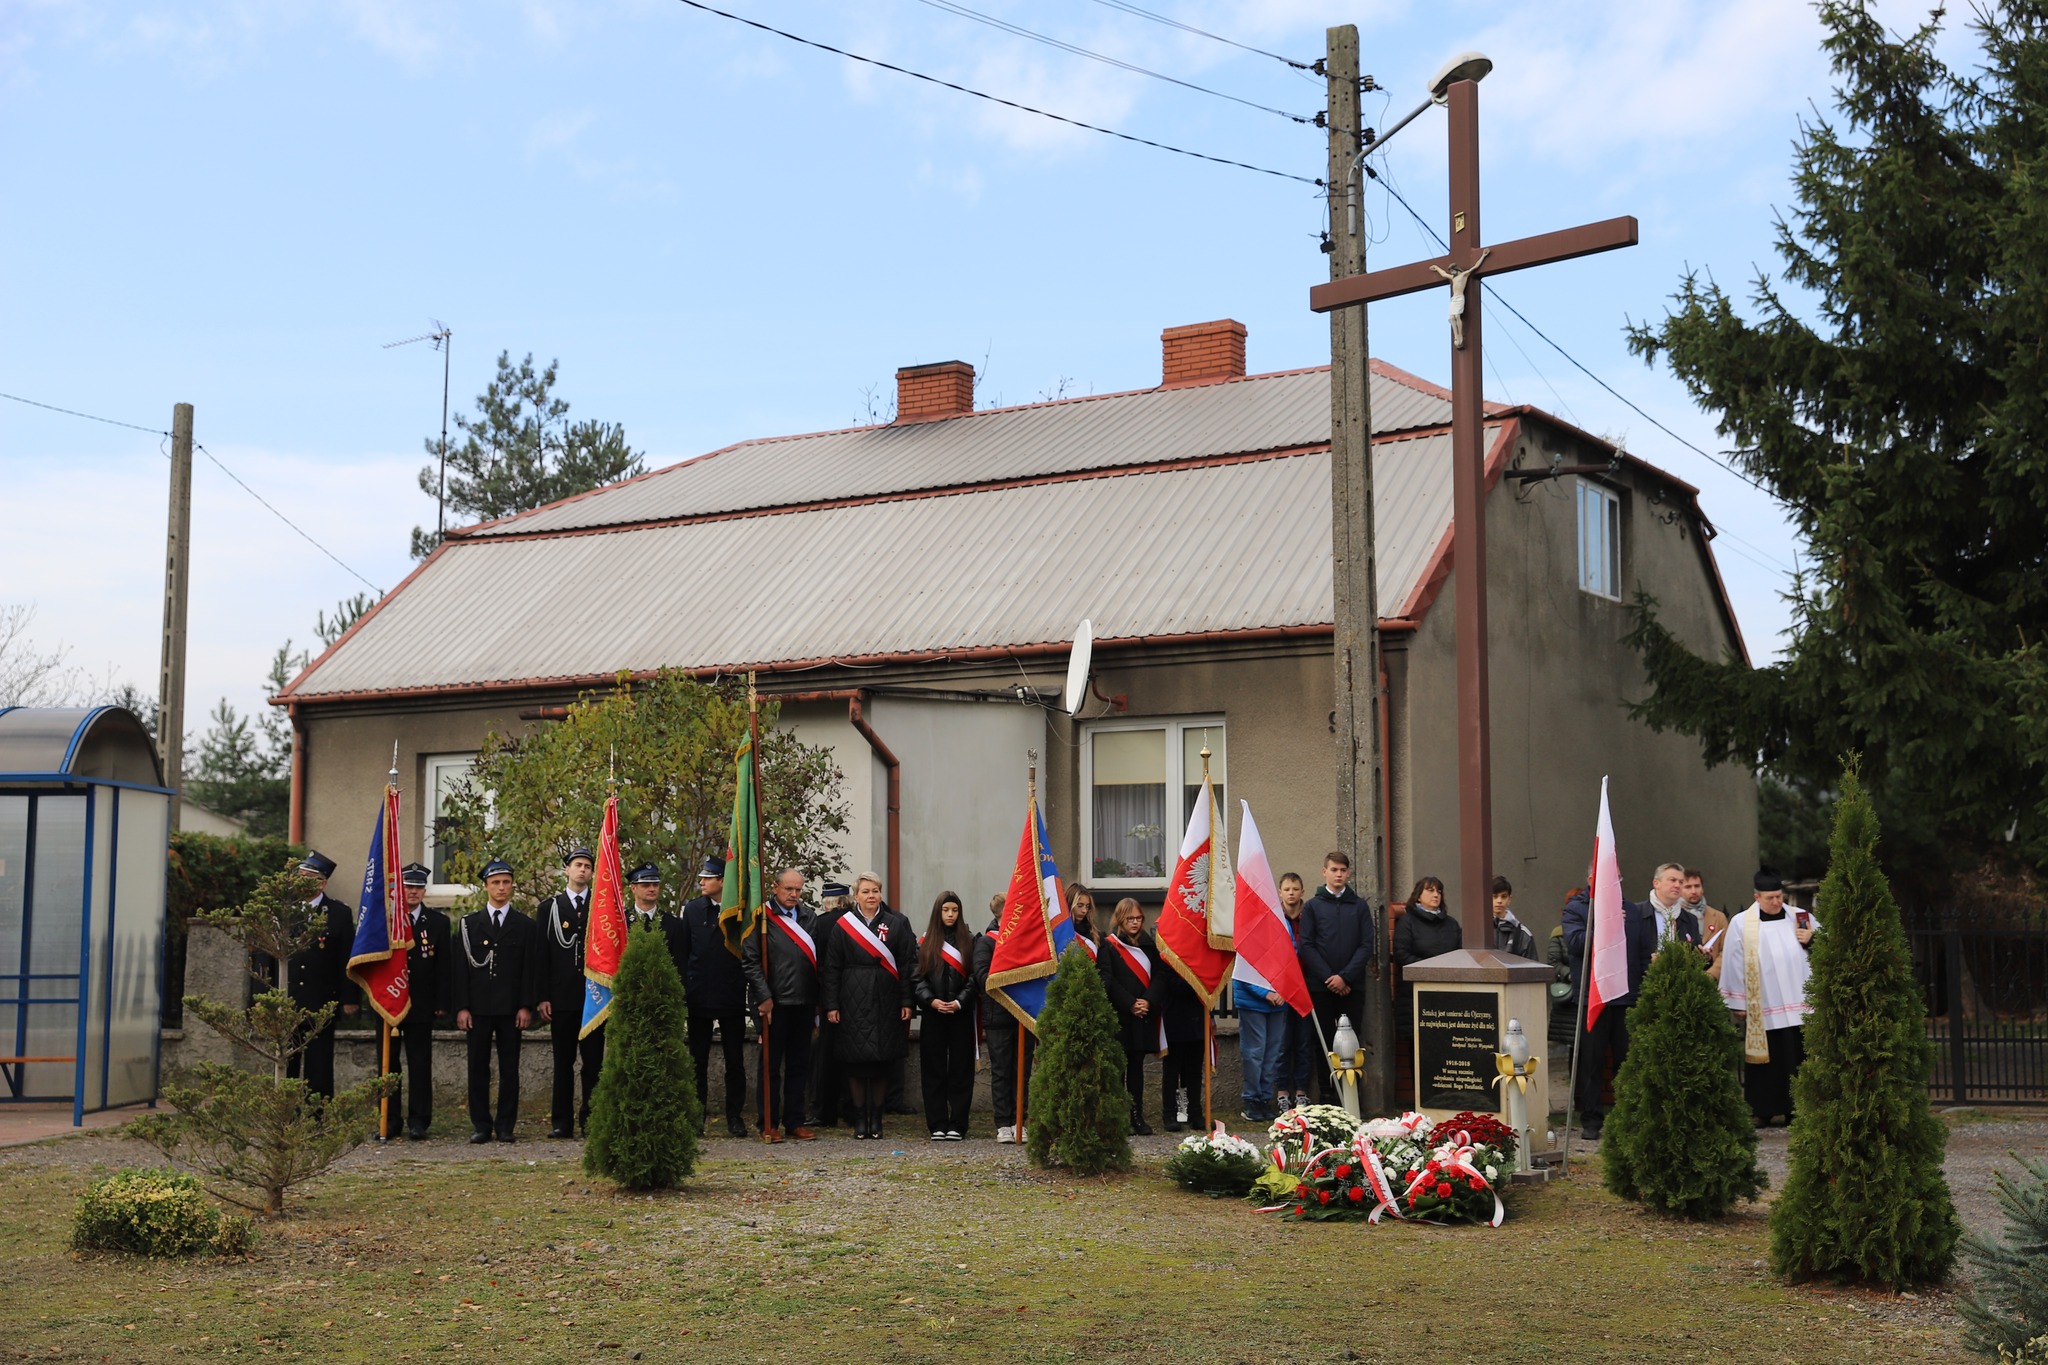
left=679, top=894, right=750, bottom=1013
left=819, top=906, right=916, bottom=1065
left=449, top=905, right=543, bottom=1018
left=402, top=905, right=453, bottom=1025
left=1298, top=885, right=1378, bottom=994
left=741, top=902, right=820, bottom=1007
left=972, top=928, right=1012, bottom=1032
left=627, top=906, right=689, bottom=987
left=282, top=893, right=355, bottom=1009
left=1097, top=929, right=1162, bottom=1054
left=537, top=889, right=592, bottom=1014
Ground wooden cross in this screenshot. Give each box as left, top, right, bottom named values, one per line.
left=1309, top=76, right=1637, bottom=942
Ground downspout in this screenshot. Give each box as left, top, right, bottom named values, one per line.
left=288, top=701, right=307, bottom=845
left=1379, top=660, right=1395, bottom=956
left=845, top=695, right=902, bottom=900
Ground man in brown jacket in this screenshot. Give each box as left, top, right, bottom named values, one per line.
left=1684, top=869, right=1730, bottom=977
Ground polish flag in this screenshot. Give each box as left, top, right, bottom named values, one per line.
left=1585, top=777, right=1629, bottom=1028
left=1231, top=802, right=1313, bottom=1017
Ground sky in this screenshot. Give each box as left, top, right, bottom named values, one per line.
left=0, top=0, right=1964, bottom=738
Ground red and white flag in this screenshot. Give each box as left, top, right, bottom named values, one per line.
left=1585, top=777, right=1628, bottom=1028
left=1155, top=762, right=1235, bottom=1003
left=1231, top=801, right=1312, bottom=1017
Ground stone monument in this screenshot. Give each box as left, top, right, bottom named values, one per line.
left=1404, top=948, right=1552, bottom=1121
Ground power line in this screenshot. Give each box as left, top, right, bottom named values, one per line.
left=195, top=444, right=383, bottom=594
left=0, top=389, right=169, bottom=436
left=1368, top=174, right=1789, bottom=512
left=912, top=0, right=1313, bottom=123
left=671, top=0, right=1319, bottom=185
left=1085, top=0, right=1312, bottom=72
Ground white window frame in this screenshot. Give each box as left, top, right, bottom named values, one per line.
left=1079, top=715, right=1226, bottom=892
left=422, top=753, right=484, bottom=883
left=1577, top=478, right=1622, bottom=600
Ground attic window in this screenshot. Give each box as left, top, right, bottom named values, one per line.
left=1577, top=479, right=1621, bottom=600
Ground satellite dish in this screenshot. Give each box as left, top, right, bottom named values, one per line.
left=1063, top=619, right=1094, bottom=715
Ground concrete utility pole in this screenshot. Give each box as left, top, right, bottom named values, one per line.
left=1325, top=24, right=1393, bottom=1114
left=159, top=402, right=193, bottom=829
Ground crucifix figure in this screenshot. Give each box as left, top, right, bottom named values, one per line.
left=1310, top=71, right=1637, bottom=944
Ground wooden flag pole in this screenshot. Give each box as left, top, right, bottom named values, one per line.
left=1199, top=744, right=1215, bottom=1135
left=749, top=674, right=774, bottom=1141
left=381, top=745, right=399, bottom=1141
left=379, top=1020, right=393, bottom=1140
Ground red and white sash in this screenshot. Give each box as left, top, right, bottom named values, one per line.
left=938, top=939, right=969, bottom=977
left=1105, top=933, right=1152, bottom=987
left=768, top=909, right=817, bottom=967
left=1077, top=934, right=1099, bottom=961
left=838, top=913, right=899, bottom=977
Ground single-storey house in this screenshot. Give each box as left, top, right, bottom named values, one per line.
left=275, top=318, right=1756, bottom=939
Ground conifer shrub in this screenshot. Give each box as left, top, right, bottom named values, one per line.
left=1769, top=760, right=1959, bottom=1287
left=1600, top=938, right=1763, bottom=1217
left=1025, top=943, right=1132, bottom=1175
left=584, top=920, right=701, bottom=1190
left=1960, top=1154, right=2048, bottom=1358
left=72, top=1169, right=255, bottom=1258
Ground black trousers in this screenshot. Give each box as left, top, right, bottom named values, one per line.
left=809, top=1019, right=844, bottom=1125
left=1574, top=1000, right=1632, bottom=1121
left=287, top=1017, right=337, bottom=1100
left=987, top=1019, right=1036, bottom=1128
left=390, top=1021, right=436, bottom=1133
left=759, top=1007, right=813, bottom=1131
left=466, top=1014, right=523, bottom=1137
left=1122, top=1046, right=1150, bottom=1126
left=1161, top=1042, right=1204, bottom=1124
left=1744, top=1024, right=1805, bottom=1121
left=919, top=1011, right=976, bottom=1133
left=688, top=1010, right=747, bottom=1122
left=550, top=1015, right=604, bottom=1132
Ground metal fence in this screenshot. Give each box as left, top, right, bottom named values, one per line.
left=1904, top=907, right=2048, bottom=1106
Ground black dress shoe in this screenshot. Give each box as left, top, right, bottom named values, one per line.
left=468, top=1131, right=493, bottom=1145
left=727, top=1117, right=748, bottom=1139
left=497, top=1134, right=517, bottom=1144
left=1163, top=1120, right=1184, bottom=1133
left=547, top=1127, right=573, bottom=1139
left=407, top=1127, right=427, bottom=1141
left=1133, top=1122, right=1155, bottom=1136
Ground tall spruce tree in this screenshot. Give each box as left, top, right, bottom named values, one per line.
left=1601, top=938, right=1764, bottom=1218
left=1025, top=944, right=1131, bottom=1176
left=1959, top=1154, right=2048, bottom=1358
left=584, top=920, right=701, bottom=1190
left=1621, top=3, right=2048, bottom=900
left=1769, top=759, right=1959, bottom=1286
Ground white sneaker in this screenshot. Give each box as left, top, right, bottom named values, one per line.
left=930, top=1129, right=947, bottom=1142
left=995, top=1125, right=1017, bottom=1144
left=1175, top=1089, right=1190, bottom=1124
left=944, top=1130, right=964, bottom=1141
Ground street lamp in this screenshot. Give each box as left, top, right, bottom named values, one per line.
left=1345, top=50, right=1494, bottom=241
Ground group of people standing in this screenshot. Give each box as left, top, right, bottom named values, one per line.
left=1561, top=863, right=1817, bottom=1138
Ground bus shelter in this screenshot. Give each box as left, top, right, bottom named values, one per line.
left=0, top=706, right=169, bottom=1125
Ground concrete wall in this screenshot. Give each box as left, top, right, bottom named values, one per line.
left=1392, top=419, right=1757, bottom=937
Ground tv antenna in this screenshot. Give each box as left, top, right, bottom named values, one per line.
left=384, top=320, right=453, bottom=545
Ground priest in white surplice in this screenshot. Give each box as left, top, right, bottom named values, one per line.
left=1718, top=868, right=1817, bottom=1126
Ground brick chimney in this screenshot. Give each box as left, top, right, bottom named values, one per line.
left=1161, top=319, right=1247, bottom=387
left=894, top=360, right=976, bottom=422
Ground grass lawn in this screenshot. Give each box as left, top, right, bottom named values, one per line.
left=0, top=1132, right=1965, bottom=1364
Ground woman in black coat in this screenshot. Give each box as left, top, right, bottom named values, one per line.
left=1393, top=875, right=1462, bottom=1033
left=1096, top=898, right=1160, bottom=1135
left=821, top=872, right=916, bottom=1139
left=913, top=890, right=977, bottom=1141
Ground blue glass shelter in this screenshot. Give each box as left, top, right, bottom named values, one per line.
left=0, top=706, right=168, bottom=1124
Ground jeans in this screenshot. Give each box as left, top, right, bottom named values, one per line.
left=1237, top=1008, right=1282, bottom=1110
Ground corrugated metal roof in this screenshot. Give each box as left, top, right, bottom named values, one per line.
left=467, top=366, right=1449, bottom=539
left=291, top=432, right=1463, bottom=698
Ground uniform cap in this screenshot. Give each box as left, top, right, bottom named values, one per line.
left=698, top=856, right=727, bottom=879
left=298, top=851, right=338, bottom=878
left=400, top=862, right=431, bottom=887
left=481, top=859, right=515, bottom=880
left=628, top=863, right=662, bottom=885
left=564, top=847, right=596, bottom=866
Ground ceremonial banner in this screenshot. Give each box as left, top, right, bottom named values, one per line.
left=1230, top=801, right=1313, bottom=1016
left=579, top=795, right=627, bottom=1039
left=345, top=782, right=411, bottom=1025
left=1585, top=777, right=1628, bottom=1029
left=718, top=733, right=764, bottom=958
left=984, top=794, right=1070, bottom=1033
left=1155, top=767, right=1235, bottom=1003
